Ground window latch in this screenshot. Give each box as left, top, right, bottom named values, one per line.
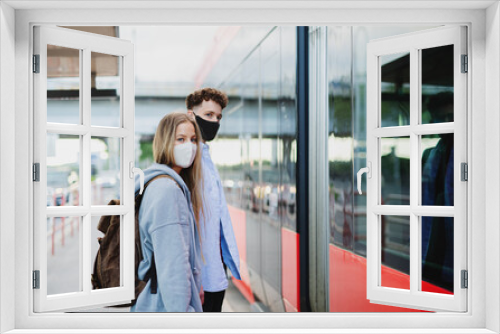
left=130, top=162, right=144, bottom=194
left=357, top=162, right=372, bottom=195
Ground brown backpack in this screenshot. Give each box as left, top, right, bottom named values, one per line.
left=91, top=175, right=173, bottom=306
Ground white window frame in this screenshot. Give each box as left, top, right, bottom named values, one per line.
left=0, top=2, right=498, bottom=333
left=365, top=26, right=467, bottom=312
left=33, top=25, right=136, bottom=312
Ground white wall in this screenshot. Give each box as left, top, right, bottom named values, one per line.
left=486, top=2, right=500, bottom=333
left=0, top=2, right=16, bottom=333
left=3, top=4, right=498, bottom=333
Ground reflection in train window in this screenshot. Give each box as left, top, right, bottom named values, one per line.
left=380, top=52, right=410, bottom=127
left=421, top=45, right=454, bottom=124
left=380, top=137, right=410, bottom=206
left=421, top=134, right=454, bottom=207
left=209, top=27, right=298, bottom=312
left=421, top=216, right=454, bottom=294
left=381, top=215, right=410, bottom=291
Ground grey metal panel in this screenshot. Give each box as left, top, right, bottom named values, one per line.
left=308, top=26, right=330, bottom=312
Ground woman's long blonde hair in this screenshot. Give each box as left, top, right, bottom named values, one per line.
left=152, top=112, right=204, bottom=235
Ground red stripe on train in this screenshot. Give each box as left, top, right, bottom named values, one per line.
left=228, top=205, right=450, bottom=312
left=281, top=228, right=300, bottom=312
left=228, top=205, right=255, bottom=304
left=330, top=245, right=451, bottom=312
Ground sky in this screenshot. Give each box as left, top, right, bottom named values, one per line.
left=119, top=26, right=221, bottom=84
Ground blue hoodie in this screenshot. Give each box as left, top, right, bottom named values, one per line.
left=130, top=163, right=202, bottom=312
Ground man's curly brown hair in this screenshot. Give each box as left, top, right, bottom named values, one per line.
left=185, top=88, right=229, bottom=110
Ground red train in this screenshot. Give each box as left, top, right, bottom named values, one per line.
left=205, top=26, right=454, bottom=312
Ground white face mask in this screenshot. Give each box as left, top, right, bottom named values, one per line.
left=173, top=142, right=197, bottom=168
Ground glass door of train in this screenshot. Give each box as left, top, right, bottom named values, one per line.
left=359, top=26, right=468, bottom=312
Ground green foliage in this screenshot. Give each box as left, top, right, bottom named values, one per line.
left=329, top=96, right=353, bottom=138
left=329, top=160, right=352, bottom=179
left=140, top=141, right=153, bottom=162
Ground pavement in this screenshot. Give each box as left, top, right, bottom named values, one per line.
left=221, top=279, right=255, bottom=312
left=78, top=281, right=253, bottom=313
left=77, top=274, right=254, bottom=313
left=47, top=214, right=255, bottom=313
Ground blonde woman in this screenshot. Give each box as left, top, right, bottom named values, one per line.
left=131, top=112, right=204, bottom=312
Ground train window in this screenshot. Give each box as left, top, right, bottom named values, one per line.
left=211, top=26, right=298, bottom=312
left=33, top=26, right=136, bottom=312
left=380, top=137, right=410, bottom=205
left=363, top=26, right=467, bottom=312
left=380, top=52, right=410, bottom=127
left=380, top=215, right=411, bottom=291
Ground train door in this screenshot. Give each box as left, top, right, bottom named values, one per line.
left=240, top=42, right=268, bottom=310
left=33, top=26, right=137, bottom=312
left=242, top=28, right=287, bottom=312
left=359, top=26, right=467, bottom=312
left=258, top=30, right=286, bottom=312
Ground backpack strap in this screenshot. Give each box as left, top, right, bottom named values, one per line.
left=136, top=174, right=180, bottom=295
left=143, top=254, right=158, bottom=294
left=135, top=174, right=180, bottom=205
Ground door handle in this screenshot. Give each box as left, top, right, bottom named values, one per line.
left=357, top=162, right=371, bottom=195
left=129, top=162, right=145, bottom=195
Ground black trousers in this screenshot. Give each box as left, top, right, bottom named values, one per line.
left=202, top=290, right=226, bottom=312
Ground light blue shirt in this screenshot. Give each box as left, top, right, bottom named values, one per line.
left=200, top=143, right=241, bottom=292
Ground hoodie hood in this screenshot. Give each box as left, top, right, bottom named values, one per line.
left=134, top=163, right=191, bottom=200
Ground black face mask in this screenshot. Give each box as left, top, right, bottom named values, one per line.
left=194, top=114, right=220, bottom=142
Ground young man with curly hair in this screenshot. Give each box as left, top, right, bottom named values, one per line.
left=186, top=88, right=241, bottom=312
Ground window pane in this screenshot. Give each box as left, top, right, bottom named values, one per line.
left=91, top=52, right=121, bottom=128
left=421, top=45, right=454, bottom=124
left=47, top=134, right=80, bottom=207
left=279, top=27, right=297, bottom=233
left=380, top=137, right=410, bottom=205
left=328, top=26, right=354, bottom=251
left=380, top=215, right=410, bottom=290
left=47, top=45, right=80, bottom=124
left=205, top=26, right=298, bottom=312
left=241, top=46, right=266, bottom=305
left=92, top=137, right=121, bottom=205
left=91, top=215, right=123, bottom=289
left=380, top=52, right=410, bottom=127
left=215, top=69, right=244, bottom=211
left=258, top=30, right=282, bottom=309
left=421, top=134, right=454, bottom=206
left=47, top=216, right=82, bottom=295
left=421, top=216, right=454, bottom=294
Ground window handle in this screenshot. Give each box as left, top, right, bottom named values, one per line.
left=130, top=162, right=145, bottom=195
left=357, top=162, right=371, bottom=195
